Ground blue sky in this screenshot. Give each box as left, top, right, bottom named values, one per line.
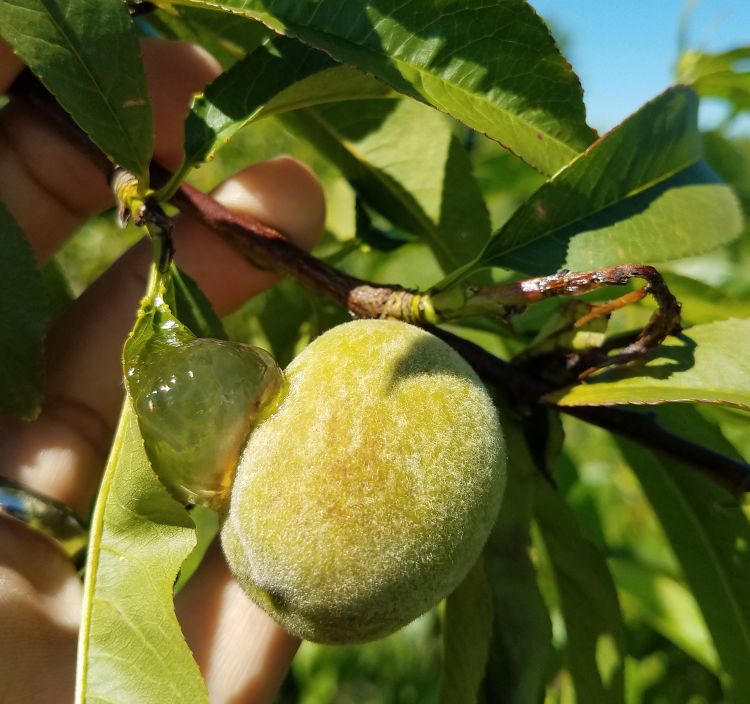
left=532, top=1, right=750, bottom=133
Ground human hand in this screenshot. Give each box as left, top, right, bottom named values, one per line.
left=0, top=37, right=325, bottom=704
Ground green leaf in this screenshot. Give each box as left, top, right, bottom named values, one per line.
left=610, top=557, right=718, bottom=673
left=534, top=479, right=626, bottom=703
left=76, top=402, right=207, bottom=703
left=703, top=131, right=750, bottom=212
left=170, top=0, right=596, bottom=175
left=701, top=406, right=750, bottom=464
left=481, top=412, right=552, bottom=703
left=546, top=318, right=750, bottom=409
left=170, top=265, right=227, bottom=339
left=616, top=407, right=750, bottom=702
left=0, top=0, right=153, bottom=185
left=439, top=557, right=494, bottom=704
left=255, top=280, right=314, bottom=367
left=41, top=258, right=74, bottom=320
left=661, top=273, right=750, bottom=326
left=481, top=87, right=743, bottom=274
left=150, top=4, right=271, bottom=68
left=678, top=48, right=750, bottom=114
left=284, top=98, right=490, bottom=271
left=175, top=35, right=390, bottom=185
left=174, top=504, right=219, bottom=593
left=0, top=204, right=45, bottom=420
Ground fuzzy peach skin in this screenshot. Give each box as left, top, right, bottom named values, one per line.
left=221, top=319, right=506, bottom=644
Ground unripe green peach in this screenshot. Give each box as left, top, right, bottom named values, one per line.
left=221, top=319, right=506, bottom=644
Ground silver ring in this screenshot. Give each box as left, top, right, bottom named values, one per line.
left=0, top=477, right=88, bottom=568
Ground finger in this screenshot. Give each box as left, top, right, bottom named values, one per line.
left=0, top=157, right=325, bottom=515
left=0, top=518, right=81, bottom=704
left=0, top=521, right=299, bottom=704
left=172, top=157, right=325, bottom=312
left=176, top=545, right=300, bottom=704
left=0, top=39, right=23, bottom=94
left=0, top=40, right=219, bottom=262
left=0, top=99, right=112, bottom=262
left=141, top=38, right=220, bottom=170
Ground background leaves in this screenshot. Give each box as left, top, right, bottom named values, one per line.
left=618, top=406, right=750, bottom=702
left=678, top=47, right=750, bottom=115
left=480, top=414, right=552, bottom=703
left=610, top=557, right=718, bottom=673
left=439, top=558, right=494, bottom=704
left=535, top=478, right=627, bottom=703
